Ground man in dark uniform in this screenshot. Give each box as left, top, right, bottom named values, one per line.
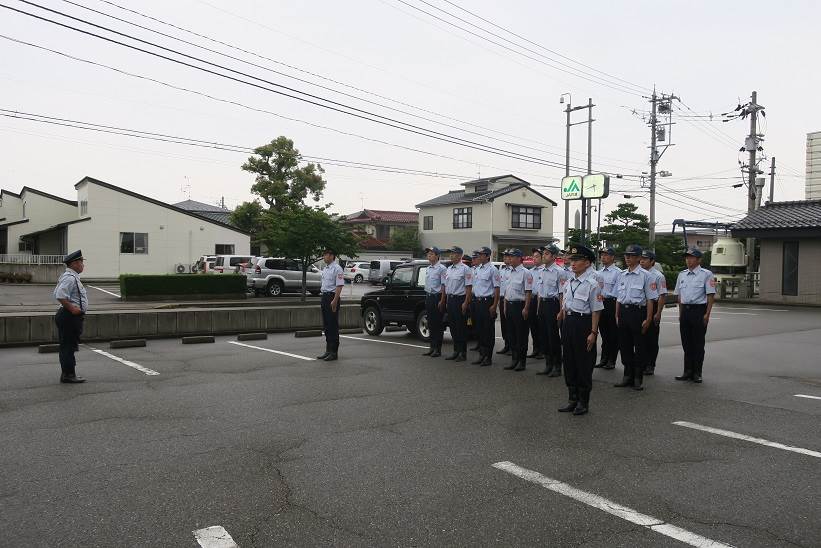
left=496, top=250, right=513, bottom=356
left=444, top=246, right=473, bottom=362
left=640, top=250, right=667, bottom=375
left=596, top=247, right=621, bottom=370
left=468, top=251, right=480, bottom=351
left=503, top=249, right=533, bottom=371
left=527, top=247, right=545, bottom=359
left=54, top=250, right=88, bottom=383
left=557, top=244, right=603, bottom=415
left=470, top=247, right=500, bottom=366
left=421, top=247, right=448, bottom=357
left=536, top=244, right=569, bottom=377
left=674, top=247, right=716, bottom=383
left=316, top=248, right=345, bottom=361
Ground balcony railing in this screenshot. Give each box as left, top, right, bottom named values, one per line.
left=0, top=254, right=64, bottom=265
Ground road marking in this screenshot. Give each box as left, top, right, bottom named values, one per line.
left=87, top=285, right=121, bottom=298
left=716, top=307, right=788, bottom=312
left=709, top=311, right=757, bottom=316
left=339, top=335, right=428, bottom=349
left=85, top=345, right=159, bottom=376
left=193, top=525, right=238, bottom=548
left=228, top=340, right=314, bottom=360
left=673, top=421, right=821, bottom=459
left=492, top=461, right=734, bottom=548
left=795, top=394, right=821, bottom=401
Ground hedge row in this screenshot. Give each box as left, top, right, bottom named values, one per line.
left=0, top=272, right=33, bottom=283
left=119, top=274, right=246, bottom=297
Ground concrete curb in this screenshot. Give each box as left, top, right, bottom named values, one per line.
left=237, top=333, right=267, bottom=341
left=295, top=330, right=323, bottom=338
left=339, top=328, right=363, bottom=334
left=182, top=335, right=215, bottom=344
left=38, top=344, right=59, bottom=353
left=110, top=339, right=147, bottom=349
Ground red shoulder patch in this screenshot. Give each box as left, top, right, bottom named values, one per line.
left=650, top=282, right=657, bottom=291
left=596, top=294, right=604, bottom=302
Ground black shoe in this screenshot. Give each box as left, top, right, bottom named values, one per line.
left=422, top=345, right=434, bottom=357
left=316, top=352, right=330, bottom=360
left=644, top=367, right=655, bottom=376
left=430, top=349, right=441, bottom=357
left=454, top=353, right=466, bottom=362
left=471, top=356, right=485, bottom=365
left=503, top=362, right=516, bottom=370
left=603, top=362, right=616, bottom=370
left=692, top=375, right=703, bottom=383
left=60, top=374, right=86, bottom=384
left=323, top=353, right=338, bottom=361
left=614, top=378, right=633, bottom=387
left=536, top=363, right=551, bottom=375
left=479, top=357, right=492, bottom=367
left=548, top=366, right=562, bottom=378
left=572, top=404, right=589, bottom=416
left=558, top=401, right=578, bottom=412
left=444, top=352, right=459, bottom=360
left=593, top=362, right=605, bottom=369
left=675, top=373, right=693, bottom=381
left=496, top=346, right=510, bottom=355
left=632, top=384, right=644, bottom=391
left=513, top=362, right=526, bottom=372
left=526, top=351, right=539, bottom=358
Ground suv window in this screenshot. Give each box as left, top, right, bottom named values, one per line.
left=215, top=257, right=224, bottom=266
left=285, top=259, right=301, bottom=271
left=391, top=266, right=414, bottom=287
left=229, top=256, right=251, bottom=266
left=265, top=259, right=284, bottom=269
left=370, top=260, right=381, bottom=270
left=390, top=261, right=402, bottom=269
left=416, top=266, right=428, bottom=288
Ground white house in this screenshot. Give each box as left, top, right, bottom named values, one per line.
left=0, top=187, right=78, bottom=255
left=1, top=176, right=250, bottom=279
left=416, top=175, right=557, bottom=259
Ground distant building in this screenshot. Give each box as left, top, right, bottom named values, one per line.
left=807, top=131, right=821, bottom=199
left=656, top=230, right=718, bottom=251
left=416, top=174, right=556, bottom=258
left=341, top=209, right=419, bottom=250
left=174, top=199, right=233, bottom=225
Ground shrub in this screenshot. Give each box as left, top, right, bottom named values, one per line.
left=119, top=274, right=246, bottom=299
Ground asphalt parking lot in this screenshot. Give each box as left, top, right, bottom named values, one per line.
left=1, top=304, right=819, bottom=547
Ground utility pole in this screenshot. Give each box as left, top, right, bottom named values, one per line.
left=740, top=91, right=765, bottom=293
left=564, top=101, right=571, bottom=248
left=768, top=156, right=776, bottom=203
left=560, top=94, right=594, bottom=245
left=586, top=98, right=593, bottom=241
left=648, top=91, right=658, bottom=247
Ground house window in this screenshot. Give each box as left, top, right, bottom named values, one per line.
left=452, top=207, right=472, bottom=229
left=18, top=240, right=33, bottom=252
left=782, top=241, right=799, bottom=296
left=511, top=206, right=541, bottom=229
left=423, top=216, right=433, bottom=230
left=474, top=183, right=488, bottom=193
left=79, top=200, right=88, bottom=216
left=120, top=232, right=149, bottom=254
left=215, top=244, right=235, bottom=255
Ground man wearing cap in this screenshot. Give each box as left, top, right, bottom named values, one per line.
left=640, top=250, right=667, bottom=375
left=468, top=251, right=481, bottom=351
left=557, top=244, right=603, bottom=415
left=674, top=247, right=716, bottom=383
left=422, top=247, right=448, bottom=358
left=536, top=244, right=569, bottom=377
left=527, top=247, right=545, bottom=360
left=596, top=247, right=621, bottom=370
left=503, top=249, right=533, bottom=371
left=444, top=246, right=473, bottom=362
left=53, top=250, right=88, bottom=383
left=470, top=247, right=500, bottom=366
left=496, top=249, right=513, bottom=356
left=316, top=248, right=345, bottom=362
left=614, top=245, right=658, bottom=390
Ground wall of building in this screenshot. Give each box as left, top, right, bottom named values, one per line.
left=489, top=187, right=554, bottom=241
left=6, top=191, right=76, bottom=254
left=807, top=131, right=821, bottom=200
left=0, top=191, right=24, bottom=221
left=68, top=181, right=250, bottom=279
left=759, top=238, right=821, bottom=304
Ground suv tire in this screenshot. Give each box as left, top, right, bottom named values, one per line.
left=363, top=305, right=384, bottom=336
left=354, top=274, right=364, bottom=284
left=414, top=310, right=431, bottom=342
left=266, top=280, right=284, bottom=297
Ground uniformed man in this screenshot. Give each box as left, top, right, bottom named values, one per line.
left=674, top=247, right=716, bottom=383
left=503, top=249, right=533, bottom=371
left=468, top=251, right=481, bottom=351
left=53, top=250, right=88, bottom=383
left=640, top=250, right=667, bottom=375
left=536, top=244, right=569, bottom=377
left=496, top=250, right=513, bottom=356
left=316, top=248, right=345, bottom=362
left=557, top=244, right=603, bottom=415
left=421, top=247, right=448, bottom=358
left=596, top=247, right=621, bottom=370
left=444, top=246, right=473, bottom=362
left=614, top=244, right=658, bottom=390
left=470, top=247, right=501, bottom=366
left=527, top=247, right=545, bottom=359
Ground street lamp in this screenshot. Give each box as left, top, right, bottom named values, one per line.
left=560, top=93, right=572, bottom=248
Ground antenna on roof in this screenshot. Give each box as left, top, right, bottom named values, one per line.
left=360, top=193, right=365, bottom=210
left=181, top=176, right=191, bottom=200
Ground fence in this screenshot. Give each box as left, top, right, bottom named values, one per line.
left=0, top=254, right=64, bottom=265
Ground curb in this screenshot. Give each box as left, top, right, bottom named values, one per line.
left=237, top=333, right=267, bottom=341
left=182, top=335, right=216, bottom=344
left=110, top=339, right=147, bottom=349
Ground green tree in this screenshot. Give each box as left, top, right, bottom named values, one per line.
left=389, top=227, right=422, bottom=256
left=229, top=200, right=265, bottom=252
left=260, top=206, right=359, bottom=302
left=598, top=202, right=651, bottom=253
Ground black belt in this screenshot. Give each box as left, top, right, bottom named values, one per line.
left=566, top=310, right=591, bottom=317
left=506, top=299, right=524, bottom=303
left=475, top=296, right=494, bottom=301
left=681, top=303, right=707, bottom=309
left=426, top=292, right=442, bottom=297
left=322, top=291, right=335, bottom=295
left=447, top=293, right=466, bottom=297
left=604, top=296, right=617, bottom=301
left=539, top=296, right=559, bottom=302
left=620, top=303, right=647, bottom=310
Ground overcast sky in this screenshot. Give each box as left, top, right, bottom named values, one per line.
left=1, top=0, right=818, bottom=238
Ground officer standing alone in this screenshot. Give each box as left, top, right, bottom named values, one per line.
left=444, top=246, right=473, bottom=362
left=640, top=250, right=667, bottom=375
left=316, top=248, right=345, bottom=362
left=54, top=250, right=88, bottom=383
left=596, top=247, right=621, bottom=370
left=421, top=247, right=448, bottom=358
left=496, top=250, right=513, bottom=356
left=536, top=244, right=568, bottom=377
left=503, top=249, right=533, bottom=372
left=557, top=244, right=603, bottom=415
left=674, top=247, right=716, bottom=383
left=470, top=247, right=500, bottom=366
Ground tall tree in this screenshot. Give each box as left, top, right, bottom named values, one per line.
left=388, top=227, right=422, bottom=257
left=229, top=200, right=265, bottom=251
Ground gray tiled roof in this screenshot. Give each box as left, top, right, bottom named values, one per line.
left=195, top=211, right=233, bottom=224
left=174, top=199, right=230, bottom=213
left=416, top=183, right=556, bottom=208
left=732, top=200, right=821, bottom=231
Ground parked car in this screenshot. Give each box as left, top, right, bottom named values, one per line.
left=368, top=259, right=405, bottom=284
left=246, top=257, right=322, bottom=297
left=344, top=261, right=371, bottom=283
left=193, top=255, right=217, bottom=273
left=213, top=255, right=253, bottom=274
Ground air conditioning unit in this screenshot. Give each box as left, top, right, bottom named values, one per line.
left=189, top=264, right=198, bottom=273
left=174, top=263, right=187, bottom=274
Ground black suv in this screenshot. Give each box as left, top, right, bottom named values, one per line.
left=360, top=260, right=448, bottom=341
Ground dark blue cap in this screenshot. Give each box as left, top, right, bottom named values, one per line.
left=471, top=250, right=480, bottom=258
left=510, top=248, right=524, bottom=257
left=450, top=246, right=463, bottom=255
left=600, top=246, right=616, bottom=256
left=641, top=249, right=656, bottom=260
left=424, top=246, right=443, bottom=255
left=624, top=244, right=643, bottom=256
left=543, top=244, right=561, bottom=256
left=477, top=246, right=492, bottom=256
left=463, top=254, right=473, bottom=261
left=567, top=244, right=595, bottom=261
left=63, top=249, right=83, bottom=264
left=684, top=247, right=703, bottom=258
left=531, top=247, right=543, bottom=254
left=502, top=248, right=512, bottom=256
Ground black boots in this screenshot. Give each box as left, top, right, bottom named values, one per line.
left=316, top=344, right=331, bottom=360
left=614, top=376, right=633, bottom=387
left=503, top=352, right=518, bottom=370
left=536, top=358, right=561, bottom=376
left=422, top=344, right=434, bottom=357
left=675, top=367, right=693, bottom=381
left=548, top=360, right=562, bottom=378
left=60, top=369, right=85, bottom=384
left=692, top=362, right=703, bottom=383
left=323, top=343, right=339, bottom=361
left=430, top=344, right=442, bottom=358
left=496, top=345, right=510, bottom=355
left=536, top=361, right=551, bottom=375
left=559, top=389, right=579, bottom=412
left=445, top=351, right=459, bottom=360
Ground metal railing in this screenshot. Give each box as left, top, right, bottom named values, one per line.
left=0, top=254, right=64, bottom=265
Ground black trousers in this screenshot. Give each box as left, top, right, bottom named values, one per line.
left=562, top=313, right=595, bottom=404
left=425, top=293, right=445, bottom=346
left=527, top=298, right=542, bottom=353
left=505, top=300, right=528, bottom=362
left=499, top=301, right=510, bottom=346
left=321, top=292, right=340, bottom=349
left=538, top=298, right=562, bottom=365
left=617, top=305, right=648, bottom=383
left=646, top=302, right=661, bottom=369
left=55, top=307, right=83, bottom=374
left=679, top=304, right=708, bottom=375
left=447, top=294, right=467, bottom=353
left=473, top=297, right=496, bottom=357
left=599, top=297, right=619, bottom=364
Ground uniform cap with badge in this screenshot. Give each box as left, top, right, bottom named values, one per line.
left=641, top=249, right=656, bottom=260
left=684, top=247, right=703, bottom=258
left=450, top=246, right=464, bottom=255
left=477, top=246, right=492, bottom=256
left=567, top=244, right=595, bottom=261
left=509, top=248, right=524, bottom=257
left=600, top=246, right=616, bottom=256
left=543, top=244, right=561, bottom=257
left=63, top=249, right=84, bottom=264
left=623, top=244, right=643, bottom=256
left=424, top=246, right=444, bottom=256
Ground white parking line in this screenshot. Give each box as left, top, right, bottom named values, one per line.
left=339, top=335, right=428, bottom=349
left=673, top=421, right=821, bottom=459
left=794, top=394, right=821, bottom=401
left=228, top=340, right=313, bottom=360
left=709, top=311, right=757, bottom=316
left=85, top=345, right=160, bottom=376
left=87, top=285, right=121, bottom=298
left=193, top=525, right=238, bottom=548
left=716, top=307, right=788, bottom=312
left=492, top=461, right=734, bottom=548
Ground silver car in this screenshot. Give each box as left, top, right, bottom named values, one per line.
left=247, top=257, right=322, bottom=297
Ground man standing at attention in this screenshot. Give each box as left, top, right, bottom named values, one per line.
left=596, top=247, right=621, bottom=370
left=503, top=249, right=533, bottom=372
left=536, top=244, right=569, bottom=377
left=496, top=250, right=513, bottom=356
left=54, top=250, right=88, bottom=383
left=674, top=247, right=716, bottom=383
left=640, top=249, right=667, bottom=375
left=470, top=247, right=500, bottom=366
left=444, top=246, right=473, bottom=362
left=421, top=247, right=448, bottom=358
left=316, top=248, right=345, bottom=362
left=527, top=247, right=545, bottom=360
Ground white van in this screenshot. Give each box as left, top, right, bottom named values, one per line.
left=213, top=255, right=253, bottom=274
left=368, top=259, right=406, bottom=284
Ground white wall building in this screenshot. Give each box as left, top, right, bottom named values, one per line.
left=807, top=131, right=821, bottom=199
left=0, top=187, right=77, bottom=255
left=416, top=175, right=557, bottom=259
left=1, top=176, right=250, bottom=279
